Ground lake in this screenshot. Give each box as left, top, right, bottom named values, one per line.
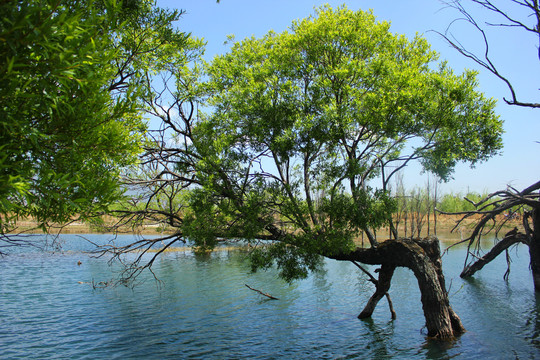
left=1, top=234, right=539, bottom=359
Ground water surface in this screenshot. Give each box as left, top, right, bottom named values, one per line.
left=1, top=234, right=539, bottom=359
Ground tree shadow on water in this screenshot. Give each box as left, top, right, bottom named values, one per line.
left=420, top=337, right=461, bottom=360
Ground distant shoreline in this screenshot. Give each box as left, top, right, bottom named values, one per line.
left=11, top=219, right=172, bottom=236
left=11, top=213, right=521, bottom=245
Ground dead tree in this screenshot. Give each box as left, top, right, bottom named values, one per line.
left=438, top=0, right=540, bottom=288
left=443, top=182, right=540, bottom=288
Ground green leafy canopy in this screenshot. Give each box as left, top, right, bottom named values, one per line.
left=0, top=0, right=194, bottom=232
left=191, top=5, right=503, bottom=279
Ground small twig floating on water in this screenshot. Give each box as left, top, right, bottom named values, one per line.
left=245, top=284, right=279, bottom=300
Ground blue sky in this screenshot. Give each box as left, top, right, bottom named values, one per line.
left=156, top=0, right=539, bottom=194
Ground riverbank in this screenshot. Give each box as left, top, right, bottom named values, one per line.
left=11, top=213, right=523, bottom=244
left=11, top=215, right=172, bottom=235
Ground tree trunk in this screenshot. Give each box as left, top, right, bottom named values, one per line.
left=363, top=228, right=378, bottom=247
left=529, top=209, right=540, bottom=291
left=433, top=180, right=438, bottom=236
left=413, top=238, right=465, bottom=338
left=331, top=237, right=465, bottom=339
left=433, top=208, right=437, bottom=236
left=427, top=210, right=430, bottom=236
left=358, top=263, right=396, bottom=319
left=389, top=220, right=398, bottom=240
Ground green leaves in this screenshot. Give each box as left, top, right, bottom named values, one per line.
left=0, top=0, right=194, bottom=231
left=250, top=242, right=323, bottom=283
left=197, top=4, right=503, bottom=281
left=413, top=65, right=503, bottom=180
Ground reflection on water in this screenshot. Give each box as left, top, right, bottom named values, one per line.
left=0, top=234, right=539, bottom=359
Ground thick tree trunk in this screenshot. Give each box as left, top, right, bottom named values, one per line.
left=419, top=238, right=464, bottom=335
left=412, top=239, right=465, bottom=338
left=529, top=209, right=540, bottom=291
left=331, top=237, right=465, bottom=339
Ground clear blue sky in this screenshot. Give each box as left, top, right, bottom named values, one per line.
left=157, top=0, right=539, bottom=194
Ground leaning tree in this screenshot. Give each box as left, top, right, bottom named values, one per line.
left=104, top=6, right=504, bottom=338
left=437, top=0, right=540, bottom=289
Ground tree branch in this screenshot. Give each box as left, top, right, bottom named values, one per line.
left=460, top=228, right=529, bottom=277
left=245, top=284, right=279, bottom=300
left=437, top=0, right=540, bottom=108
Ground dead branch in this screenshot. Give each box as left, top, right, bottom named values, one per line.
left=245, top=284, right=279, bottom=300
left=460, top=228, right=529, bottom=277
left=437, top=0, right=540, bottom=108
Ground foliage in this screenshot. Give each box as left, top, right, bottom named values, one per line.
left=99, top=5, right=503, bottom=283
left=0, top=0, right=192, bottom=234
left=183, top=5, right=503, bottom=279
left=438, top=191, right=491, bottom=213
left=207, top=6, right=502, bottom=180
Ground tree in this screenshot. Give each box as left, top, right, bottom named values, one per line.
left=0, top=0, right=195, bottom=249
left=105, top=5, right=504, bottom=338
left=438, top=0, right=540, bottom=290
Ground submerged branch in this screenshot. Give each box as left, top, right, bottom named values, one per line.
left=245, top=284, right=279, bottom=300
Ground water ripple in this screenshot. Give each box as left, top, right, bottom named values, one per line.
left=1, top=235, right=540, bottom=359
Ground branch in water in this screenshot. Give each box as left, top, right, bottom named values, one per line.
left=245, top=284, right=279, bottom=300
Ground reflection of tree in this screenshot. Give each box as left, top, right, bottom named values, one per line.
left=438, top=0, right=540, bottom=290
left=362, top=318, right=393, bottom=358
left=525, top=294, right=540, bottom=348
left=421, top=337, right=455, bottom=360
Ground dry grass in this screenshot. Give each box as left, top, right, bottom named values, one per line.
left=12, top=214, right=523, bottom=245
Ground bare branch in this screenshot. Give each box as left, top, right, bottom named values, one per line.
left=245, top=284, right=279, bottom=300
left=437, top=0, right=540, bottom=108
left=460, top=228, right=528, bottom=277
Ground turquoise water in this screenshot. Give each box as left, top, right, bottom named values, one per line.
left=1, top=234, right=539, bottom=359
